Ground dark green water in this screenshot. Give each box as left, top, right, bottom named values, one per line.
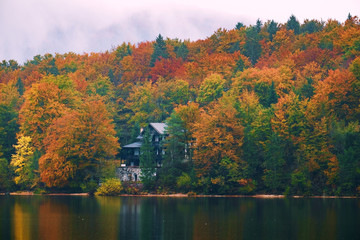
left=0, top=196, right=359, bottom=240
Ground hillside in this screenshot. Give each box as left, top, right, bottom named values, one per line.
left=0, top=15, right=359, bottom=195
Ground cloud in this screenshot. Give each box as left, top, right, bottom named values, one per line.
left=0, top=0, right=250, bottom=64
left=0, top=0, right=358, bottom=64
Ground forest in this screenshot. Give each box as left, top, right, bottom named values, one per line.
left=0, top=15, right=359, bottom=196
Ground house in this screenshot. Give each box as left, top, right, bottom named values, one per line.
left=117, top=123, right=167, bottom=181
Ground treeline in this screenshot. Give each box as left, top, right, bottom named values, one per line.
left=0, top=15, right=359, bottom=195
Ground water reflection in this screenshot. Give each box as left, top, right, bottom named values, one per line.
left=0, top=196, right=359, bottom=240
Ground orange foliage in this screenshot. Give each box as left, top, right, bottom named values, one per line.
left=39, top=99, right=119, bottom=187
left=193, top=96, right=244, bottom=178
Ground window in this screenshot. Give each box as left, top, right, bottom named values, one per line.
left=134, top=149, right=139, bottom=156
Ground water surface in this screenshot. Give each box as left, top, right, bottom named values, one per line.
left=0, top=196, right=359, bottom=240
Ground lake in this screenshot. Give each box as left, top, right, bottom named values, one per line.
left=0, top=196, right=359, bottom=240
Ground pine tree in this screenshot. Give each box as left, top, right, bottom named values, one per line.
left=140, top=130, right=156, bottom=189
left=287, top=15, right=300, bottom=35
left=244, top=26, right=262, bottom=65
left=150, top=34, right=169, bottom=67
left=267, top=20, right=278, bottom=41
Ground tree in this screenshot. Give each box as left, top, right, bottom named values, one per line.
left=255, top=19, right=263, bottom=33
left=10, top=135, right=37, bottom=189
left=193, top=96, right=249, bottom=193
left=286, top=15, right=300, bottom=35
left=0, top=104, right=19, bottom=161
left=150, top=34, right=169, bottom=67
left=39, top=99, right=119, bottom=188
left=196, top=73, right=226, bottom=105
left=174, top=42, right=189, bottom=60
left=140, top=130, right=156, bottom=189
left=164, top=112, right=187, bottom=166
left=301, top=19, right=324, bottom=34
left=262, top=132, right=286, bottom=193
left=19, top=76, right=79, bottom=149
left=267, top=20, right=278, bottom=41
left=0, top=158, right=13, bottom=192
left=244, top=26, right=262, bottom=65
left=235, top=22, right=245, bottom=30
left=331, top=121, right=360, bottom=194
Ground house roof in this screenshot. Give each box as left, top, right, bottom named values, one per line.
left=150, top=123, right=167, bottom=134
left=122, top=142, right=142, bottom=148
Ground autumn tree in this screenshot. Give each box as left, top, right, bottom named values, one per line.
left=11, top=135, right=37, bottom=189
left=19, top=75, right=80, bottom=149
left=193, top=96, right=250, bottom=194
left=39, top=99, right=119, bottom=188
left=196, top=73, right=226, bottom=105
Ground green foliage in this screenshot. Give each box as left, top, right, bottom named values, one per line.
left=262, top=133, right=286, bottom=193
left=244, top=26, right=262, bottom=65
left=16, top=78, right=25, bottom=96
left=267, top=20, right=278, bottom=41
left=290, top=170, right=311, bottom=195
left=115, top=42, right=132, bottom=61
left=140, top=130, right=156, bottom=189
left=177, top=172, right=192, bottom=192
left=150, top=34, right=169, bottom=67
left=174, top=42, right=189, bottom=60
left=235, top=22, right=245, bottom=30
left=298, top=78, right=315, bottom=100
left=164, top=112, right=187, bottom=166
left=81, top=179, right=99, bottom=194
left=301, top=19, right=324, bottom=34
left=0, top=104, right=19, bottom=161
left=254, top=81, right=278, bottom=107
left=332, top=121, right=360, bottom=194
left=0, top=158, right=13, bottom=192
left=196, top=73, right=226, bottom=105
left=286, top=15, right=300, bottom=35
left=95, top=178, right=123, bottom=196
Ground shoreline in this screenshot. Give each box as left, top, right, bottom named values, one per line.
left=0, top=192, right=358, bottom=198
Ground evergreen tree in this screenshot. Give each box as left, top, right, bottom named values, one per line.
left=256, top=19, right=263, bottom=33
left=174, top=42, right=189, bottom=60
left=140, top=130, right=156, bottom=189
left=234, top=57, right=245, bottom=74
left=0, top=104, right=19, bottom=161
left=286, top=15, right=301, bottom=35
left=235, top=22, right=245, bottom=30
left=0, top=158, right=13, bottom=192
left=164, top=112, right=187, bottom=166
left=15, top=78, right=25, bottom=96
left=244, top=26, right=262, bottom=65
left=150, top=34, right=169, bottom=67
left=267, top=20, right=278, bottom=41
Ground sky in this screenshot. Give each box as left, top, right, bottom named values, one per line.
left=0, top=0, right=359, bottom=64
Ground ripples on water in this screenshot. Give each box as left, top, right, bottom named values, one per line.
left=0, top=196, right=359, bottom=240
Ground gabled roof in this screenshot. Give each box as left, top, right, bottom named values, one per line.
left=150, top=123, right=167, bottom=134
left=123, top=142, right=142, bottom=148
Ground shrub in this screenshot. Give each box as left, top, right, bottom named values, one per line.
left=95, top=178, right=123, bottom=196
left=177, top=173, right=192, bottom=192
